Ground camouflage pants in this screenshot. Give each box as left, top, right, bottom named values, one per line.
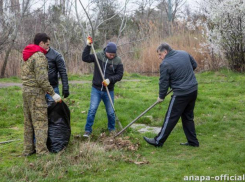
left=22, top=90, right=49, bottom=155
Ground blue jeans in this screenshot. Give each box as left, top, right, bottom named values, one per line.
left=85, top=86, right=115, bottom=133
left=45, top=86, right=60, bottom=102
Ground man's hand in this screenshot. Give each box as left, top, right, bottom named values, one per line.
left=62, top=90, right=70, bottom=98
left=102, top=79, right=110, bottom=87
left=87, top=36, right=93, bottom=46
left=157, top=97, right=164, bottom=103
left=52, top=93, right=62, bottom=103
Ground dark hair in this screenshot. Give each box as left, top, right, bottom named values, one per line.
left=157, top=43, right=172, bottom=53
left=34, top=33, right=50, bottom=45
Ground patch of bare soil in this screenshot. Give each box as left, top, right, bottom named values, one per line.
left=98, top=133, right=139, bottom=151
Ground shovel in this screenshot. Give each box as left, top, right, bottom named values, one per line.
left=114, top=89, right=173, bottom=137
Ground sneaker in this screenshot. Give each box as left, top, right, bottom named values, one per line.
left=83, top=131, right=91, bottom=138
left=109, top=130, right=116, bottom=136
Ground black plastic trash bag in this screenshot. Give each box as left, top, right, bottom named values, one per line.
left=47, top=101, right=71, bottom=153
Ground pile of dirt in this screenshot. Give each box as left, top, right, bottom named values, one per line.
left=98, top=133, right=139, bottom=151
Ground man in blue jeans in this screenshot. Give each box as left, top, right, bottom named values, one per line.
left=82, top=36, right=124, bottom=137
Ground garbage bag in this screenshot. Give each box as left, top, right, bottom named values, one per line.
left=47, top=101, right=71, bottom=153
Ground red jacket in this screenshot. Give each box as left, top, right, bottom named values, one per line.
left=22, top=44, right=47, bottom=61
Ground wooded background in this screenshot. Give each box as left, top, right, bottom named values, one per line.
left=0, top=0, right=244, bottom=77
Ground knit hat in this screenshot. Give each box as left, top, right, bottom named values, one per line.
left=105, top=42, right=117, bottom=53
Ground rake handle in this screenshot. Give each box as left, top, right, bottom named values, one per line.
left=114, top=89, right=173, bottom=137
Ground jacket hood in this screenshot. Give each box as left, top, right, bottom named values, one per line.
left=22, top=44, right=47, bottom=61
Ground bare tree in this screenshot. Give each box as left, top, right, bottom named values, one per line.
left=155, top=0, right=186, bottom=35
left=116, top=0, right=130, bottom=44
left=0, top=0, right=31, bottom=78
left=134, top=0, right=158, bottom=20
left=0, top=27, right=13, bottom=54
left=75, top=0, right=130, bottom=47
left=158, top=0, right=186, bottom=23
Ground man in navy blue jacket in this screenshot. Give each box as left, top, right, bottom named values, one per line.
left=144, top=43, right=199, bottom=147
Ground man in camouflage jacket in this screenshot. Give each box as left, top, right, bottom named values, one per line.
left=21, top=33, right=61, bottom=156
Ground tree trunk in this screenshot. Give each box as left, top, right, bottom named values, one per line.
left=10, top=0, right=20, bottom=13
left=0, top=0, right=3, bottom=16
left=0, top=40, right=15, bottom=78
left=0, top=0, right=30, bottom=78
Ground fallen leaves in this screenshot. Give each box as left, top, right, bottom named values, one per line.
left=99, top=133, right=139, bottom=151
left=98, top=133, right=149, bottom=165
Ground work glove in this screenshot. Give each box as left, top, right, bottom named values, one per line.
left=102, top=79, right=110, bottom=87
left=62, top=90, right=70, bottom=98
left=157, top=97, right=164, bottom=103
left=87, top=36, right=93, bottom=46
left=52, top=93, right=62, bottom=103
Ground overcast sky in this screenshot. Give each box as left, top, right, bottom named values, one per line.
left=81, top=0, right=201, bottom=12
left=33, top=0, right=201, bottom=16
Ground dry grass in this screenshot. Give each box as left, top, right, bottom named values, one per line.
left=162, top=32, right=227, bottom=72
left=8, top=140, right=106, bottom=180
left=0, top=26, right=226, bottom=77
left=118, top=22, right=228, bottom=73
left=131, top=31, right=225, bottom=73
left=3, top=134, right=145, bottom=181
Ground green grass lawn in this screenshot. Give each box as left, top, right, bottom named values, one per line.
left=0, top=69, right=245, bottom=182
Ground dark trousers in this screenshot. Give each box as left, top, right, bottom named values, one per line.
left=155, top=90, right=199, bottom=146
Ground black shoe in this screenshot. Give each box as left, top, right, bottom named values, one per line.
left=143, top=137, right=163, bottom=147
left=180, top=142, right=199, bottom=147
left=22, top=150, right=36, bottom=157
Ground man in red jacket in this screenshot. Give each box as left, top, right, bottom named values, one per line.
left=21, top=33, right=61, bottom=156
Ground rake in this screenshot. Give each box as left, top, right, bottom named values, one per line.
left=114, top=89, right=173, bottom=137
